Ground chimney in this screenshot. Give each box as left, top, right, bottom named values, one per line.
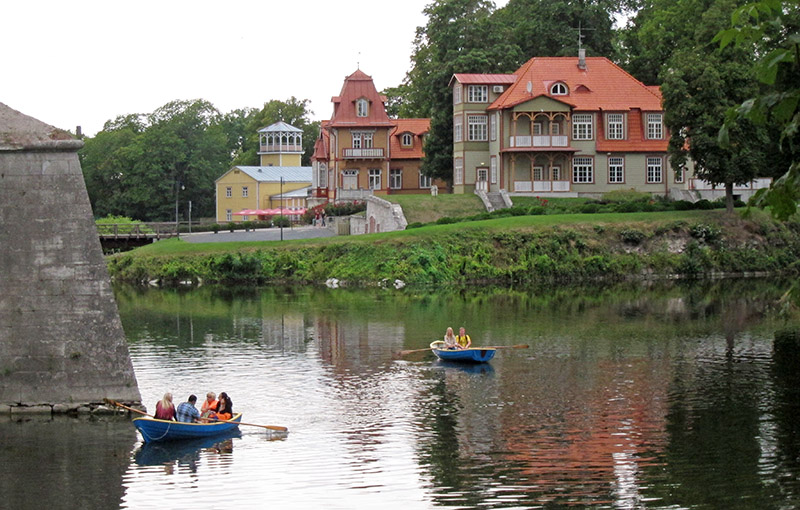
left=578, top=48, right=586, bottom=70
left=76, top=125, right=82, bottom=138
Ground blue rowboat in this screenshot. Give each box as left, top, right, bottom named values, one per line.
left=133, top=413, right=243, bottom=443
left=430, top=341, right=496, bottom=363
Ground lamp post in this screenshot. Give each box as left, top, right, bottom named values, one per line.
left=280, top=176, right=284, bottom=242
left=174, top=180, right=184, bottom=237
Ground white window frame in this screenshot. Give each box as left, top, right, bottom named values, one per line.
left=453, top=84, right=462, bottom=104
left=647, top=113, right=664, bottom=139
left=608, top=156, right=624, bottom=183
left=454, top=116, right=463, bottom=142
left=533, top=166, right=544, bottom=181
left=226, top=209, right=232, bottom=222
left=454, top=158, right=463, bottom=185
left=419, top=173, right=432, bottom=189
left=242, top=186, right=248, bottom=198
left=368, top=168, right=381, bottom=190
left=467, top=85, right=488, bottom=103
left=533, top=123, right=543, bottom=135
left=675, top=165, right=684, bottom=184
left=356, top=98, right=369, bottom=117
left=389, top=168, right=402, bottom=189
left=225, top=186, right=232, bottom=198
left=551, top=82, right=568, bottom=95
left=490, top=156, right=497, bottom=184
left=490, top=114, right=497, bottom=141
left=572, top=114, right=593, bottom=140
left=607, top=113, right=624, bottom=140
left=467, top=115, right=488, bottom=141
left=319, top=163, right=328, bottom=188
left=572, top=157, right=594, bottom=183
left=401, top=133, right=413, bottom=147
left=647, top=157, right=663, bottom=183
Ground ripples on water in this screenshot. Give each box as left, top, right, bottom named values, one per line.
left=108, top=285, right=800, bottom=509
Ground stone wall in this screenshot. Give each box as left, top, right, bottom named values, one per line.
left=362, top=196, right=408, bottom=234
left=0, top=103, right=141, bottom=413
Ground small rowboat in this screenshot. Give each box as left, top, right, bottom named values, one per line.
left=133, top=413, right=243, bottom=443
left=430, top=341, right=496, bottom=363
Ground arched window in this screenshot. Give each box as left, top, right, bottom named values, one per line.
left=551, top=82, right=568, bottom=95
left=356, top=98, right=369, bottom=117
left=401, top=133, right=413, bottom=147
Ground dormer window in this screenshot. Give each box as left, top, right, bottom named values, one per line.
left=356, top=98, right=369, bottom=117
left=401, top=133, right=413, bottom=147
left=551, top=82, right=568, bottom=95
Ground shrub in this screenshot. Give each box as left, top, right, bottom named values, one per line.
left=694, top=199, right=714, bottom=210
left=211, top=223, right=220, bottom=234
left=406, top=222, right=424, bottom=229
left=615, top=202, right=641, bottom=213
left=620, top=229, right=646, bottom=245
left=227, top=222, right=236, bottom=232
left=593, top=225, right=606, bottom=234
left=673, top=200, right=695, bottom=210
left=528, top=206, right=546, bottom=215
left=273, top=215, right=291, bottom=228
left=580, top=203, right=600, bottom=214
left=602, top=189, right=650, bottom=203
left=436, top=216, right=457, bottom=225
left=690, top=223, right=722, bottom=243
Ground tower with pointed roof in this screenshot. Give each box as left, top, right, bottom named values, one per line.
left=258, top=121, right=304, bottom=167
left=311, top=70, right=436, bottom=205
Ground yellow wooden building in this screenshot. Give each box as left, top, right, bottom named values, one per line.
left=215, top=122, right=312, bottom=222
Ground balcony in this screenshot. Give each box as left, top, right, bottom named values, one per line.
left=343, top=148, right=384, bottom=159
left=509, top=135, right=569, bottom=148
left=513, top=180, right=571, bottom=192
left=259, top=144, right=303, bottom=153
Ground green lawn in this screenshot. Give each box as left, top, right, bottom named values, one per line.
left=124, top=209, right=734, bottom=258
left=385, top=194, right=485, bottom=224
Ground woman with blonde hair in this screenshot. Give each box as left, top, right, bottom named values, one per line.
left=443, top=327, right=458, bottom=349
left=154, top=392, right=176, bottom=421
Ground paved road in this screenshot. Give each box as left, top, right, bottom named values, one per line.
left=180, top=226, right=338, bottom=243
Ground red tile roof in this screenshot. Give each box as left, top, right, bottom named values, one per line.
left=450, top=74, right=518, bottom=86
left=489, top=57, right=664, bottom=112
left=390, top=118, right=430, bottom=159
left=329, top=69, right=395, bottom=128
left=312, top=124, right=329, bottom=161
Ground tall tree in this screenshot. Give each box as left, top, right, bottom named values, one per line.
left=660, top=0, right=769, bottom=212
left=717, top=0, right=800, bottom=220
left=231, top=97, right=319, bottom=167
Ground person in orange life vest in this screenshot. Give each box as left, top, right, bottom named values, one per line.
left=208, top=392, right=233, bottom=421
left=201, top=392, right=218, bottom=417
left=154, top=392, right=176, bottom=421
left=456, top=327, right=472, bottom=349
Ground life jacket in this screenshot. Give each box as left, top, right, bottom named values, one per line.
left=456, top=334, right=471, bottom=348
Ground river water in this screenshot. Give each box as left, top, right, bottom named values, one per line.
left=3, top=280, right=799, bottom=509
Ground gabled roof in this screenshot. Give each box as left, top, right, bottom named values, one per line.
left=449, top=74, right=518, bottom=86
left=489, top=57, right=663, bottom=112
left=390, top=119, right=430, bottom=159
left=329, top=69, right=395, bottom=128
left=216, top=166, right=312, bottom=184
left=258, top=121, right=303, bottom=133
left=273, top=185, right=312, bottom=199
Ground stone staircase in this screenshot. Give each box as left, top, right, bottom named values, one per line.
left=475, top=190, right=512, bottom=212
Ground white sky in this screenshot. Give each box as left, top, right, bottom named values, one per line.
left=4, top=0, right=508, bottom=137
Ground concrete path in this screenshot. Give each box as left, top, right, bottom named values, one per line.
left=180, top=225, right=337, bottom=243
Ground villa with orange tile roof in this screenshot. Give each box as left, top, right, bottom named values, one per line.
left=451, top=51, right=677, bottom=198
left=311, top=70, right=440, bottom=205
left=451, top=52, right=774, bottom=201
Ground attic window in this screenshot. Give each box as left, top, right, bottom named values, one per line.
left=401, top=133, right=413, bottom=147
left=551, top=82, right=568, bottom=95
left=356, top=98, right=369, bottom=117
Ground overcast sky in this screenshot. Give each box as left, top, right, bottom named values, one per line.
left=4, top=0, right=509, bottom=136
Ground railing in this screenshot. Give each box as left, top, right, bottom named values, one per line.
left=259, top=144, right=303, bottom=153
left=513, top=181, right=571, bottom=192
left=96, top=222, right=179, bottom=239
left=510, top=135, right=569, bottom=148
left=342, top=148, right=384, bottom=158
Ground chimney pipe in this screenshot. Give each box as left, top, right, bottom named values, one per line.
left=578, top=48, right=586, bottom=70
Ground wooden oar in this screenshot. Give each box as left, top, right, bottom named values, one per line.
left=397, top=343, right=529, bottom=357
left=105, top=398, right=288, bottom=433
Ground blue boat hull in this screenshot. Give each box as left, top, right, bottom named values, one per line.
left=430, top=341, right=496, bottom=363
left=133, top=413, right=242, bottom=443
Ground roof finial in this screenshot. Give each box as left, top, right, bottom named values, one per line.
left=357, top=51, right=361, bottom=70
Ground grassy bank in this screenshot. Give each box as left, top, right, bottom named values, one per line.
left=107, top=209, right=800, bottom=286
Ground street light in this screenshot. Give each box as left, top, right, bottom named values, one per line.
left=175, top=180, right=184, bottom=237
left=280, top=176, right=284, bottom=242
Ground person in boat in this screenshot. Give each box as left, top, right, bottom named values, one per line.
left=443, top=327, right=459, bottom=349
left=176, top=394, right=201, bottom=423
left=456, top=327, right=472, bottom=349
left=154, top=392, right=176, bottom=421
left=200, top=392, right=218, bottom=417
left=207, top=392, right=233, bottom=421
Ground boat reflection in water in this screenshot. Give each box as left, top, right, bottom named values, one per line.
left=433, top=359, right=495, bottom=375
left=133, top=430, right=241, bottom=472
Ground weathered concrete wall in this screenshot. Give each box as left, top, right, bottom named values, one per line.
left=362, top=196, right=408, bottom=234
left=0, top=103, right=141, bottom=412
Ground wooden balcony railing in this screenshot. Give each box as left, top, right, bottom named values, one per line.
left=342, top=148, right=384, bottom=158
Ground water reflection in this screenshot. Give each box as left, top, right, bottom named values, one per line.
left=133, top=431, right=241, bottom=469
left=106, top=280, right=800, bottom=508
